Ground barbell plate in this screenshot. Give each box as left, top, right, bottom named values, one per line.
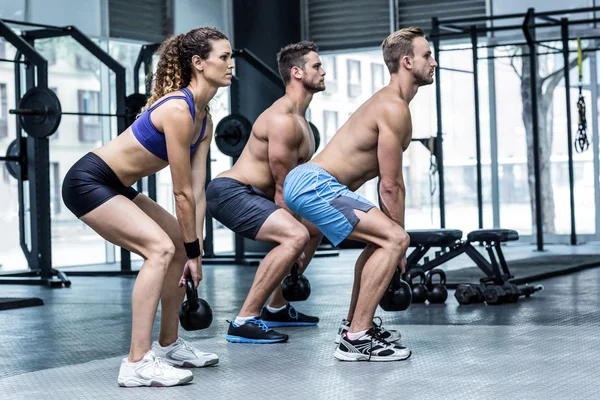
left=4, top=138, right=26, bottom=180
left=309, top=121, right=321, bottom=151
left=17, top=87, right=62, bottom=139
left=125, top=93, right=148, bottom=127
left=215, top=114, right=252, bottom=157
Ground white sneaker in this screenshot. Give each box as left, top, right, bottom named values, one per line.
left=117, top=350, right=193, bottom=387
left=334, top=330, right=411, bottom=362
left=152, top=337, right=219, bottom=367
left=335, top=317, right=401, bottom=344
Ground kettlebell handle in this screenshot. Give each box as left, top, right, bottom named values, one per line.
left=426, top=269, right=447, bottom=286
left=185, top=279, right=200, bottom=311
left=406, top=269, right=426, bottom=286
left=291, top=263, right=299, bottom=282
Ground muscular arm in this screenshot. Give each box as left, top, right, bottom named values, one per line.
left=267, top=116, right=303, bottom=218
left=190, top=115, right=213, bottom=248
left=164, top=104, right=197, bottom=242
left=377, top=102, right=411, bottom=228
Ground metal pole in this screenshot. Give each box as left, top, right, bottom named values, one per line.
left=432, top=17, right=446, bottom=228
left=203, top=149, right=215, bottom=258
left=471, top=26, right=484, bottom=229
left=590, top=45, right=600, bottom=240
left=561, top=18, right=577, bottom=245
left=13, top=50, right=27, bottom=256
left=487, top=45, right=501, bottom=228
left=522, top=8, right=544, bottom=251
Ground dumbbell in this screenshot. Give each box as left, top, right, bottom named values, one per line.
left=502, top=283, right=521, bottom=303
left=404, top=268, right=428, bottom=303
left=281, top=263, right=311, bottom=302
left=454, top=284, right=485, bottom=305
left=179, top=279, right=213, bottom=331
left=425, top=269, right=448, bottom=304
left=483, top=283, right=520, bottom=305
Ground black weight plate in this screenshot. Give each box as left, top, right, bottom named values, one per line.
left=125, top=93, right=148, bottom=126
left=4, top=138, right=27, bottom=180
left=215, top=114, right=252, bottom=157
left=309, top=121, right=320, bottom=151
left=18, top=87, right=62, bottom=138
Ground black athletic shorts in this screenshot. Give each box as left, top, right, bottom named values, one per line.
left=62, top=152, right=139, bottom=218
left=206, top=177, right=280, bottom=239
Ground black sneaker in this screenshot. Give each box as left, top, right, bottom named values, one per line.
left=260, top=304, right=319, bottom=327
left=334, top=329, right=411, bottom=362
left=335, top=317, right=401, bottom=344
left=226, top=317, right=289, bottom=344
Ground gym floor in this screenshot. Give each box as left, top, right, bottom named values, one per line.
left=1, top=245, right=600, bottom=400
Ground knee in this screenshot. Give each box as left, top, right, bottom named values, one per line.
left=284, top=225, right=310, bottom=252
left=384, top=227, right=410, bottom=255
left=148, top=240, right=176, bottom=271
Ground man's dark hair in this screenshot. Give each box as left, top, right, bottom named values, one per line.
left=277, top=41, right=319, bottom=85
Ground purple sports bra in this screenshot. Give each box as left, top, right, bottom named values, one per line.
left=131, top=87, right=207, bottom=162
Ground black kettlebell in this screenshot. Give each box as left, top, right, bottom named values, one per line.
left=281, top=263, right=311, bottom=302
left=379, top=268, right=412, bottom=311
left=405, top=268, right=428, bottom=303
left=179, top=279, right=213, bottom=331
left=425, top=269, right=448, bottom=304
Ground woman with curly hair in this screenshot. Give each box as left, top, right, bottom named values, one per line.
left=62, top=27, right=234, bottom=387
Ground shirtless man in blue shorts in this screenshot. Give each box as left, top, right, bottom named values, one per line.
left=284, top=27, right=437, bottom=361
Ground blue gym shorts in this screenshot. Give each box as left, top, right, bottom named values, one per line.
left=283, top=164, right=375, bottom=246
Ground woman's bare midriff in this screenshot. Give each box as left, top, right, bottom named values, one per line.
left=92, top=128, right=169, bottom=187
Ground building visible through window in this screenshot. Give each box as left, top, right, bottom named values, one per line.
left=321, top=55, right=337, bottom=93
left=346, top=60, right=361, bottom=97
left=371, top=63, right=384, bottom=94
left=78, top=90, right=101, bottom=142
left=323, top=110, right=338, bottom=143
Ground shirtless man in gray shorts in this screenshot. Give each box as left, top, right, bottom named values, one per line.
left=284, top=27, right=437, bottom=361
left=206, top=41, right=324, bottom=343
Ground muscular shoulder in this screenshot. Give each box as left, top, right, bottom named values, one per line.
left=259, top=110, right=301, bottom=141
left=377, top=92, right=409, bottom=120
left=375, top=93, right=410, bottom=133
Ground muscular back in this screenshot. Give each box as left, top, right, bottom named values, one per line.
left=222, top=97, right=315, bottom=199
left=313, top=87, right=412, bottom=191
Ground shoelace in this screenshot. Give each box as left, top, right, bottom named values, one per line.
left=249, top=318, right=272, bottom=332
left=152, top=357, right=174, bottom=375
left=178, top=339, right=196, bottom=355
left=367, top=329, right=393, bottom=347
left=371, top=316, right=387, bottom=335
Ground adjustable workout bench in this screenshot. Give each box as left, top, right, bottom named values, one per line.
left=405, top=228, right=520, bottom=287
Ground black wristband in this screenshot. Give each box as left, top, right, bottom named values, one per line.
left=184, top=239, right=201, bottom=259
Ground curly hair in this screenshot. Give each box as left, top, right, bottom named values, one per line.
left=276, top=41, right=319, bottom=85
left=143, top=27, right=229, bottom=111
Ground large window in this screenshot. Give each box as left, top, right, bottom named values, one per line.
left=0, top=39, right=23, bottom=271
left=44, top=37, right=105, bottom=267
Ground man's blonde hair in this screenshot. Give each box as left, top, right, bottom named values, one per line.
left=381, top=26, right=425, bottom=74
